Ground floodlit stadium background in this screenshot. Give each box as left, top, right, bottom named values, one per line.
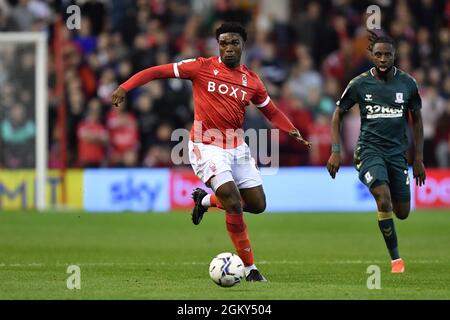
left=0, top=0, right=449, bottom=211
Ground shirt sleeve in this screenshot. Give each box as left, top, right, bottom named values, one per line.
left=173, top=58, right=204, bottom=80
left=120, top=64, right=174, bottom=92
left=257, top=100, right=295, bottom=133
left=336, top=80, right=358, bottom=111
left=408, top=79, right=422, bottom=111
left=251, top=74, right=270, bottom=108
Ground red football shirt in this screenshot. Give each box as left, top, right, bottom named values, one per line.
left=173, top=56, right=270, bottom=148
left=120, top=56, right=295, bottom=148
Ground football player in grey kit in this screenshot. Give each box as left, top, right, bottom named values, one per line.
left=327, top=31, right=426, bottom=273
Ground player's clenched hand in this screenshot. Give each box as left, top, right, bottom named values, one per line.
left=111, top=87, right=126, bottom=107
left=289, top=129, right=311, bottom=148
left=413, top=159, right=426, bottom=187
left=326, top=153, right=341, bottom=179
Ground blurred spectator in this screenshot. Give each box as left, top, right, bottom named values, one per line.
left=292, top=1, right=339, bottom=67
left=441, top=75, right=450, bottom=104
left=76, top=98, right=108, bottom=168
left=255, top=41, right=289, bottom=87
left=435, top=100, right=450, bottom=168
left=342, top=106, right=361, bottom=164
left=412, top=27, right=433, bottom=69
left=421, top=87, right=446, bottom=167
left=133, top=92, right=159, bottom=159
left=308, top=112, right=332, bottom=166
left=48, top=125, right=63, bottom=169
left=0, top=3, right=15, bottom=31
left=106, top=103, right=139, bottom=167
left=322, top=38, right=357, bottom=88
left=288, top=49, right=323, bottom=105
left=81, top=0, right=106, bottom=36
left=275, top=84, right=313, bottom=165
left=143, top=122, right=175, bottom=167
left=73, top=17, right=97, bottom=56
left=97, top=68, right=117, bottom=105
left=10, top=0, right=33, bottom=31
left=212, top=0, right=252, bottom=26
left=0, top=103, right=35, bottom=168
left=318, top=77, right=341, bottom=116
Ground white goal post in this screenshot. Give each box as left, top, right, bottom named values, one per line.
left=0, top=32, right=48, bottom=210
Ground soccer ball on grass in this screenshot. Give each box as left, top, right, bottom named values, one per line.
left=209, top=252, right=245, bottom=287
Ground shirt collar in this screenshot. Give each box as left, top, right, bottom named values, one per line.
left=370, top=66, right=397, bottom=77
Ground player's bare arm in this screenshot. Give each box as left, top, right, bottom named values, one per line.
left=326, top=106, right=345, bottom=179
left=410, top=109, right=426, bottom=186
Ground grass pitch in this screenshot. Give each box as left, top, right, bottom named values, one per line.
left=0, top=210, right=449, bottom=300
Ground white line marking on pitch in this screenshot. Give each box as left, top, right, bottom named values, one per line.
left=0, top=260, right=441, bottom=267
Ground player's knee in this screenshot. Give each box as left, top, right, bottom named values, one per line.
left=393, top=201, right=410, bottom=220
left=250, top=200, right=266, bottom=214
left=375, top=193, right=392, bottom=212
left=256, top=201, right=266, bottom=214
left=221, top=193, right=243, bottom=213
left=228, top=201, right=243, bottom=213
left=395, top=209, right=410, bottom=220
left=380, top=202, right=392, bottom=213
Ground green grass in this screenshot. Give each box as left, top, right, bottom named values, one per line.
left=0, top=210, right=449, bottom=300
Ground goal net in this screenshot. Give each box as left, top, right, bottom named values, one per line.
left=0, top=32, right=48, bottom=211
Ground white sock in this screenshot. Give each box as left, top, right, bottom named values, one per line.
left=244, top=264, right=257, bottom=277
left=201, top=194, right=211, bottom=207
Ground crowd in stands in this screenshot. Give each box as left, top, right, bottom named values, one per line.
left=0, top=0, right=449, bottom=169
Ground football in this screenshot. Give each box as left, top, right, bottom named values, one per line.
left=209, top=252, right=245, bottom=287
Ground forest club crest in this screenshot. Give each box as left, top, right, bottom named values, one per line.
left=242, top=74, right=248, bottom=86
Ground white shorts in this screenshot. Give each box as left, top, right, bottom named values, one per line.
left=188, top=140, right=263, bottom=190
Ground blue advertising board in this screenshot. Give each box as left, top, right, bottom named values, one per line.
left=260, top=167, right=415, bottom=212
left=83, top=169, right=170, bottom=212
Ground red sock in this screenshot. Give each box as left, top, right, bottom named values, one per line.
left=210, top=194, right=225, bottom=209
left=211, top=195, right=244, bottom=211
left=225, top=213, right=254, bottom=266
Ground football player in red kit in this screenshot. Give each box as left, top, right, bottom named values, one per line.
left=112, top=22, right=311, bottom=282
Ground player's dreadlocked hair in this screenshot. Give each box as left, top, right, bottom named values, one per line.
left=216, top=22, right=247, bottom=42
left=367, top=30, right=395, bottom=52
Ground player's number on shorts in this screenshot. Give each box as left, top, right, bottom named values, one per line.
left=365, top=171, right=374, bottom=184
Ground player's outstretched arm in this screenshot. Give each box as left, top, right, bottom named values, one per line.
left=257, top=100, right=311, bottom=148
left=411, top=109, right=426, bottom=186
left=111, top=64, right=176, bottom=107
left=326, top=107, right=344, bottom=179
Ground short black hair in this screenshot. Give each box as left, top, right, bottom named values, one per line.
left=367, top=30, right=395, bottom=51
left=215, top=22, right=247, bottom=42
